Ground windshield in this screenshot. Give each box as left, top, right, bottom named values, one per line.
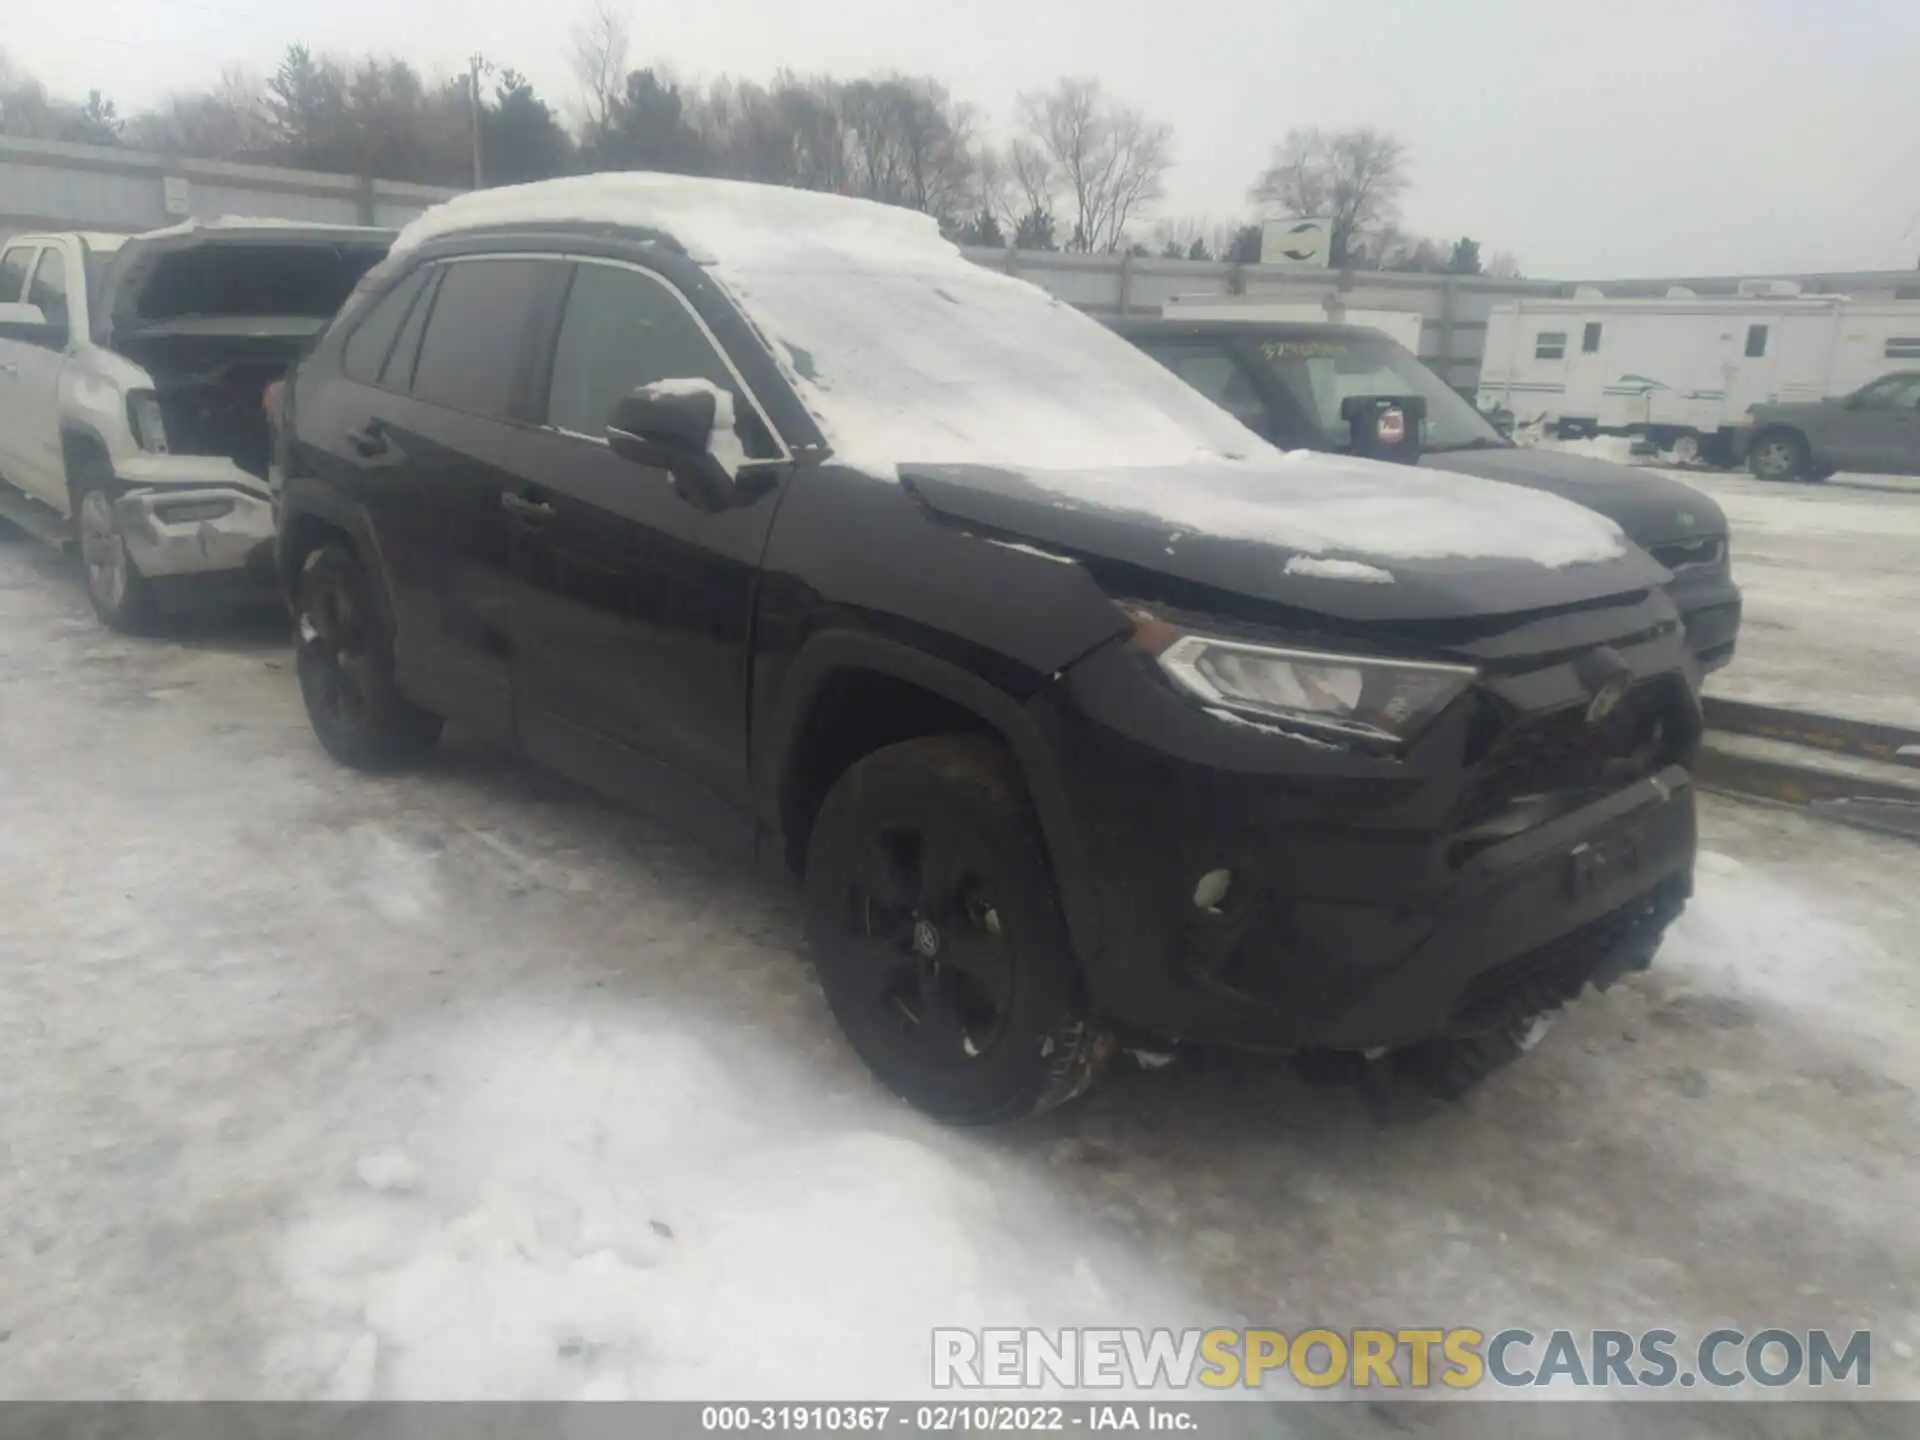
left=1249, top=332, right=1507, bottom=453
left=717, top=258, right=1274, bottom=472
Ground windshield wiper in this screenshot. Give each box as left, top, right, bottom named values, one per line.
left=1424, top=438, right=1511, bottom=453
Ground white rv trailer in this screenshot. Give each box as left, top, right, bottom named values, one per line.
left=1160, top=293, right=1427, bottom=353
left=1477, top=287, right=1920, bottom=460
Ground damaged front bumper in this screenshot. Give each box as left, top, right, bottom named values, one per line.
left=111, top=454, right=277, bottom=581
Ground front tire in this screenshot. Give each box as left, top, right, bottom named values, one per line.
left=1748, top=429, right=1812, bottom=482
left=1402, top=1010, right=1560, bottom=1100
left=294, top=543, right=442, bottom=770
left=803, top=734, right=1112, bottom=1124
left=73, top=469, right=157, bottom=633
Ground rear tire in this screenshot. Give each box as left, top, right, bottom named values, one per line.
left=1748, top=429, right=1811, bottom=482
left=72, top=466, right=158, bottom=634
left=803, top=734, right=1112, bottom=1124
left=294, top=542, right=442, bottom=770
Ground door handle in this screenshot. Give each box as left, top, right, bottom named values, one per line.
left=346, top=425, right=400, bottom=461
left=500, top=492, right=555, bottom=522
left=0, top=362, right=17, bottom=375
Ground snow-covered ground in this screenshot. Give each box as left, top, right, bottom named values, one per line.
left=2, top=534, right=1916, bottom=1403
left=1530, top=437, right=1920, bottom=729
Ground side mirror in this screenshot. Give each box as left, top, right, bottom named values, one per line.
left=0, top=302, right=62, bottom=347
left=1341, top=394, right=1428, bottom=463
left=606, top=382, right=734, bottom=510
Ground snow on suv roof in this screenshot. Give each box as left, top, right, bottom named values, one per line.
left=390, top=172, right=950, bottom=270
left=392, top=174, right=1282, bottom=477
left=390, top=176, right=1626, bottom=569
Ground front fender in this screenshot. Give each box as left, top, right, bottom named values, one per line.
left=756, top=628, right=1103, bottom=963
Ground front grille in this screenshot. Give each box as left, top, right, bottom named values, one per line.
left=1448, top=875, right=1687, bottom=1034
left=1458, top=679, right=1685, bottom=826
left=1650, top=536, right=1725, bottom=572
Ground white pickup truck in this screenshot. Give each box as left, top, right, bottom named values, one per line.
left=0, top=218, right=393, bottom=629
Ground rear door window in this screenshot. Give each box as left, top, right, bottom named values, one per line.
left=543, top=260, right=779, bottom=457
left=26, top=248, right=71, bottom=339
left=0, top=246, right=38, bottom=304
left=408, top=258, right=555, bottom=419
left=343, top=267, right=431, bottom=385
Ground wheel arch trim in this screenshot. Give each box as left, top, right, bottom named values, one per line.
left=276, top=480, right=399, bottom=639
left=757, top=629, right=1102, bottom=962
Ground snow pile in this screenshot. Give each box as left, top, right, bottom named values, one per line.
left=1282, top=555, right=1395, bottom=584
left=1663, top=849, right=1903, bottom=1045
left=1524, top=433, right=1645, bottom=467
left=266, top=1003, right=1203, bottom=1400
left=1031, top=453, right=1627, bottom=568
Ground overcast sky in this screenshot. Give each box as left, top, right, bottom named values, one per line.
left=11, top=0, right=1919, bottom=277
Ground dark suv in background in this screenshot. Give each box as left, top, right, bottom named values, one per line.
left=273, top=175, right=1700, bottom=1123
left=1113, top=318, right=1743, bottom=674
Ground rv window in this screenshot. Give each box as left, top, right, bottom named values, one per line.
left=1534, top=331, right=1567, bottom=360
left=1886, top=337, right=1920, bottom=359
left=1745, top=324, right=1768, bottom=358
left=1582, top=322, right=1602, bottom=353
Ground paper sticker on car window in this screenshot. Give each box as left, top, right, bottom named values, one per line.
left=1261, top=341, right=1347, bottom=359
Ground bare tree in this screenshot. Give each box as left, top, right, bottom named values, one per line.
left=1484, top=248, right=1523, bottom=279
left=1016, top=77, right=1172, bottom=253
left=1152, top=215, right=1240, bottom=261
left=125, top=67, right=276, bottom=161
left=974, top=137, right=1057, bottom=242
left=836, top=76, right=979, bottom=223
left=1250, top=125, right=1408, bottom=268
left=570, top=0, right=630, bottom=141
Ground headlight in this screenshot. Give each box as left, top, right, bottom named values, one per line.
left=1134, top=621, right=1478, bottom=747
left=127, top=391, right=169, bottom=453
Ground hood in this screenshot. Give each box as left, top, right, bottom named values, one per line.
left=899, top=454, right=1670, bottom=626
left=100, top=219, right=394, bottom=348
left=1417, top=444, right=1726, bottom=544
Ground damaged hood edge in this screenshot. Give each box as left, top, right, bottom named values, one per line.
left=899, top=462, right=1673, bottom=626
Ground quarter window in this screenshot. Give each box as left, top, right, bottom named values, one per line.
left=1581, top=322, right=1602, bottom=353
left=544, top=261, right=778, bottom=458
left=1744, top=324, right=1768, bottom=359
left=410, top=258, right=555, bottom=419
left=1534, top=331, right=1567, bottom=360
left=1885, top=337, right=1920, bottom=359
left=343, top=268, right=431, bottom=385
left=383, top=266, right=440, bottom=393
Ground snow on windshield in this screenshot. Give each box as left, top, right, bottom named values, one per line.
left=392, top=174, right=1267, bottom=474
left=392, top=175, right=1627, bottom=568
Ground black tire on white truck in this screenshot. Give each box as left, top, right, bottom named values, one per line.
left=71, top=461, right=158, bottom=633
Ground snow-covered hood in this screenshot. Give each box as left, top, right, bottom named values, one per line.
left=900, top=454, right=1669, bottom=624
left=1418, top=445, right=1727, bottom=546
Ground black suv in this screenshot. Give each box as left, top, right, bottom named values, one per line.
left=274, top=176, right=1699, bottom=1124
left=1111, top=319, right=1743, bottom=674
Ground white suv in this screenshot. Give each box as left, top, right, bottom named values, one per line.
left=0, top=218, right=391, bottom=629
